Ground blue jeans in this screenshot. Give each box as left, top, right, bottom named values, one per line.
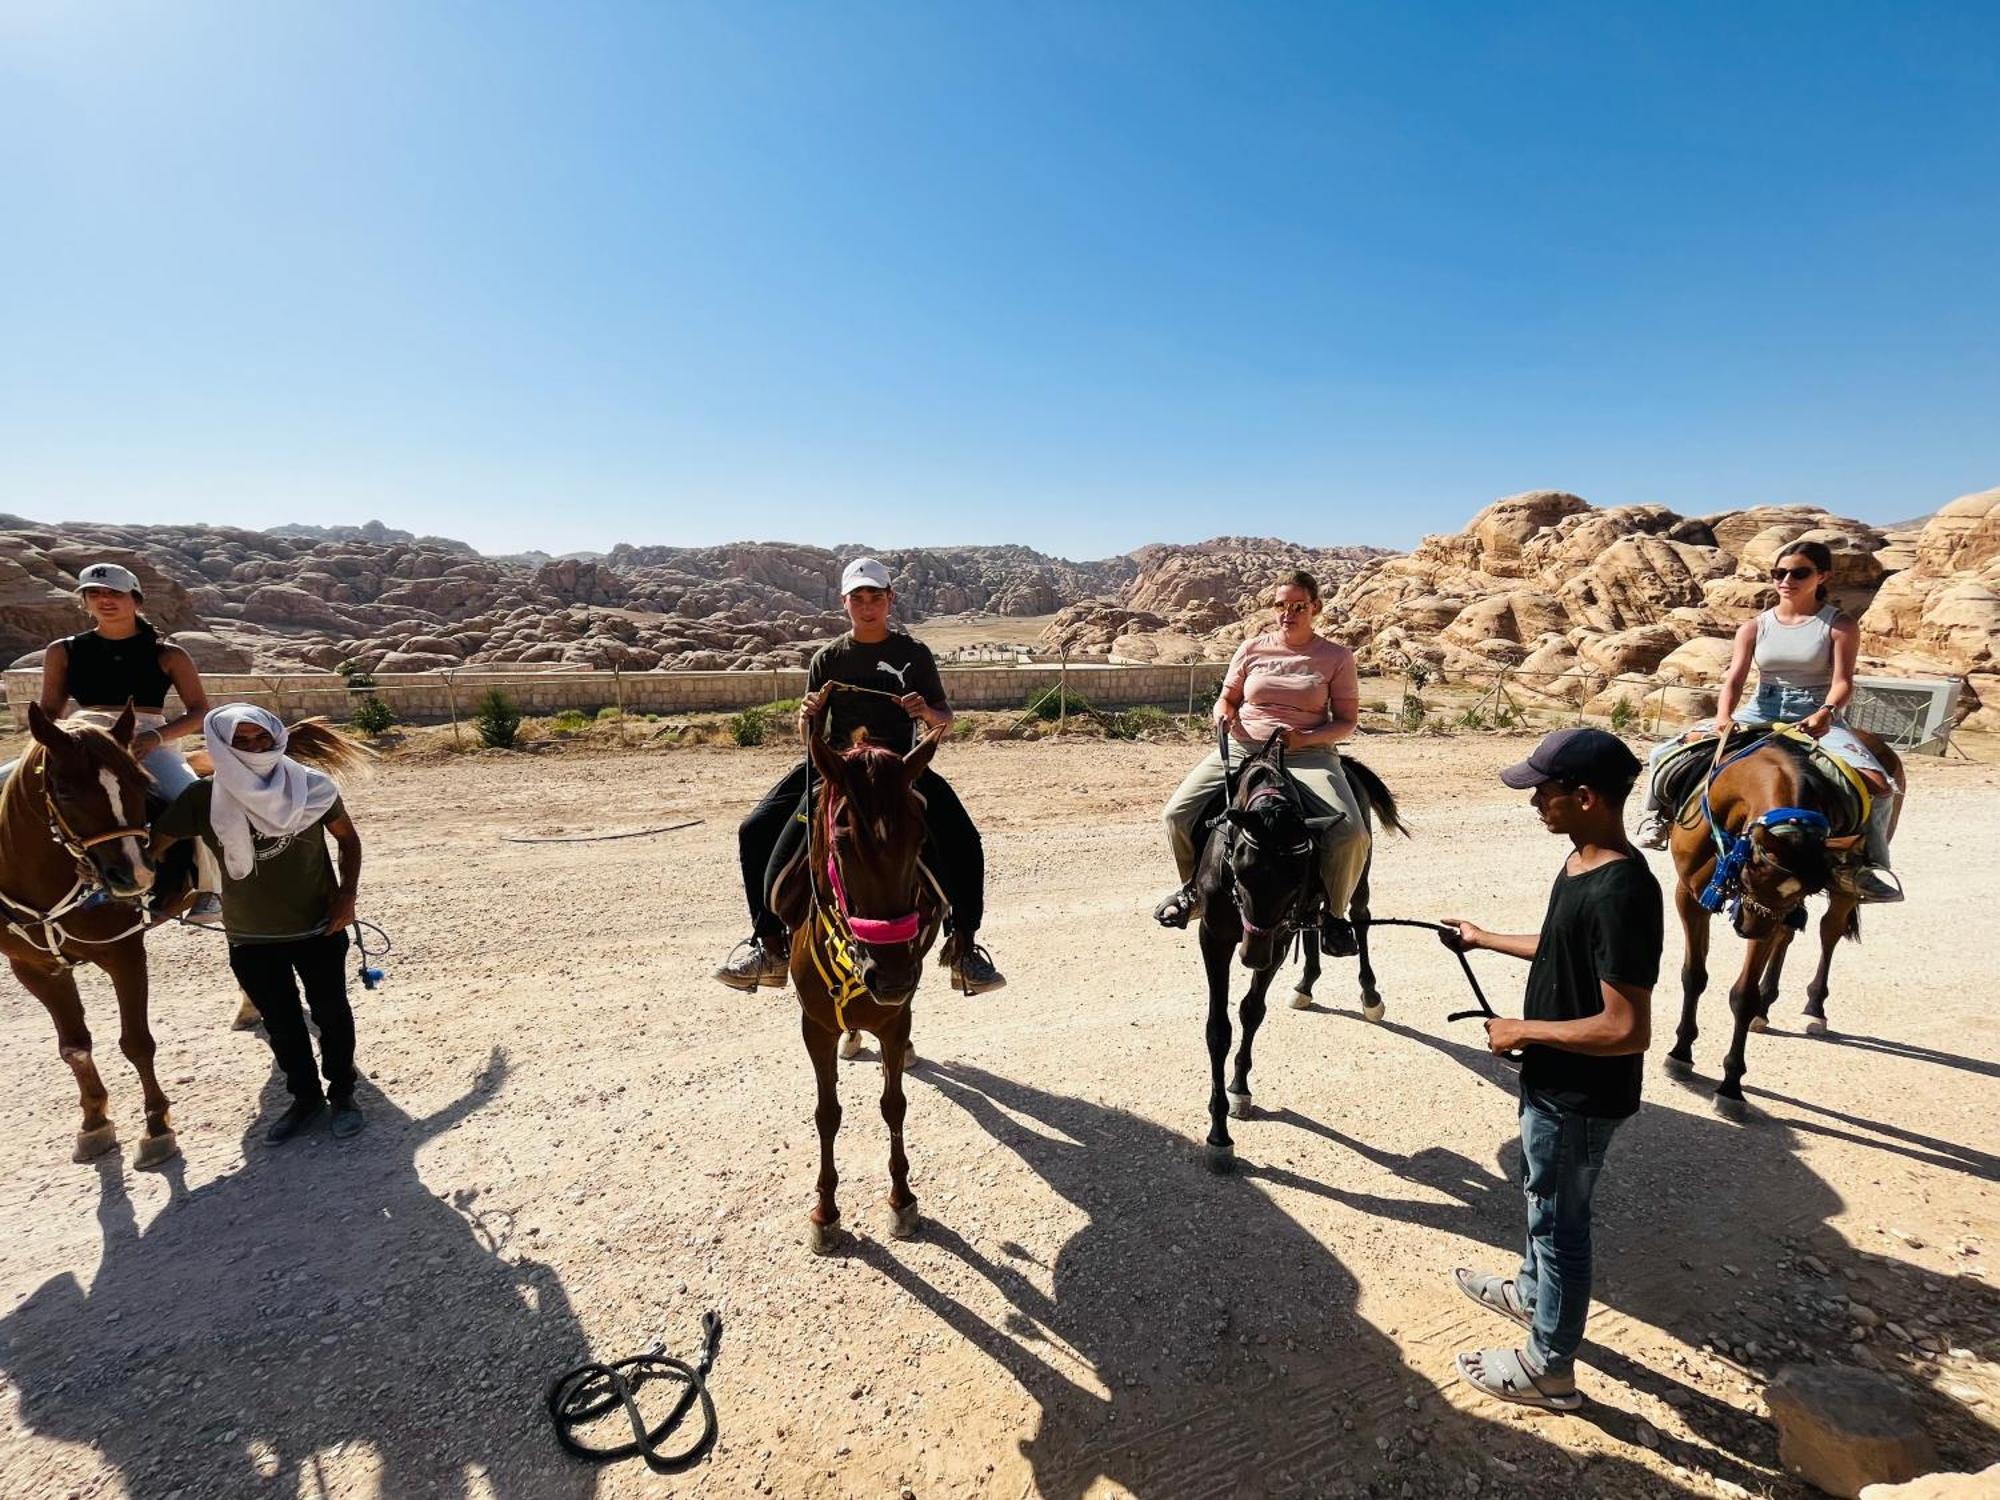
left=1514, top=1087, right=1622, bottom=1374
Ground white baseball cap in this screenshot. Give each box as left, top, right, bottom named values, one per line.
left=75, top=562, right=141, bottom=595
left=840, top=557, right=892, bottom=595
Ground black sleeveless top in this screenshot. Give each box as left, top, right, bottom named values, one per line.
left=62, top=624, right=175, bottom=711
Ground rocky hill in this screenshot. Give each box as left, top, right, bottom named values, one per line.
left=1325, top=487, right=1998, bottom=730
left=0, top=521, right=1138, bottom=676
left=1039, top=538, right=1392, bottom=663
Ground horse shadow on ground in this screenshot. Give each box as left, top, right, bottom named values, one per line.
left=0, top=1049, right=595, bottom=1500
left=858, top=1058, right=1708, bottom=1500
left=1252, top=1016, right=2000, bottom=1483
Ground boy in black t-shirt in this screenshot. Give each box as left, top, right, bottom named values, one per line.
left=714, top=557, right=1005, bottom=996
left=1437, top=728, right=1661, bottom=1410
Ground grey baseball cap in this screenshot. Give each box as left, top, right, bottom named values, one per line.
left=75, top=562, right=141, bottom=595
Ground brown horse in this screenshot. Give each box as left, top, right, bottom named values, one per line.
left=1663, top=728, right=1902, bottom=1120
left=4, top=705, right=367, bottom=1167
left=791, top=707, right=945, bottom=1255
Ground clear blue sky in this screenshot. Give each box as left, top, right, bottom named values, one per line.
left=2, top=2, right=1994, bottom=559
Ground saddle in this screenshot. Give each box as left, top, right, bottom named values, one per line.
left=1651, top=726, right=1870, bottom=839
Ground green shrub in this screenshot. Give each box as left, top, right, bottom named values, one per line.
left=338, top=659, right=378, bottom=689
left=730, top=707, right=769, bottom=746
left=1023, top=684, right=1093, bottom=721
left=1396, top=691, right=1428, bottom=734
left=1608, top=695, right=1637, bottom=735
left=763, top=697, right=802, bottom=718
left=549, top=709, right=591, bottom=733
left=474, top=689, right=522, bottom=749
left=349, top=696, right=397, bottom=737
left=1492, top=701, right=1521, bottom=729
left=1454, top=705, right=1489, bottom=731
left=595, top=706, right=623, bottom=722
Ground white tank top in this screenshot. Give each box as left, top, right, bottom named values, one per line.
left=1752, top=604, right=1839, bottom=696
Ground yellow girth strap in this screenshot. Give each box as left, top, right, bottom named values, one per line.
left=1770, top=723, right=1872, bottom=829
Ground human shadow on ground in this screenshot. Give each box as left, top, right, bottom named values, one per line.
left=855, top=1058, right=1707, bottom=1500
left=0, top=1050, right=595, bottom=1500
left=1790, top=1028, right=2000, bottom=1083
left=1252, top=1015, right=2000, bottom=1485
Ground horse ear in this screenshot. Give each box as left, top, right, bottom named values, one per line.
left=903, top=727, right=943, bottom=781
left=26, top=701, right=67, bottom=753
left=110, top=702, right=137, bottom=747
left=807, top=725, right=845, bottom=788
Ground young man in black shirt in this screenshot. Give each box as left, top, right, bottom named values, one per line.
left=714, top=557, right=1005, bottom=995
left=1438, top=728, right=1661, bottom=1410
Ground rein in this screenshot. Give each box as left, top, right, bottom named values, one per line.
left=1694, top=734, right=1831, bottom=918
left=822, top=795, right=921, bottom=946
left=0, top=757, right=154, bottom=966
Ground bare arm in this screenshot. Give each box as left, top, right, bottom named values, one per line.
left=323, top=813, right=362, bottom=933
left=1439, top=918, right=1538, bottom=962
left=1216, top=642, right=1251, bottom=728
left=38, top=642, right=69, bottom=717
left=1819, top=615, right=1860, bottom=718
left=1506, top=979, right=1652, bottom=1056
left=142, top=646, right=210, bottom=753
left=1711, top=619, right=1757, bottom=731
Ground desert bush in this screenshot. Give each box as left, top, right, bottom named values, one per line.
left=1454, top=705, right=1489, bottom=731
left=1608, top=695, right=1637, bottom=735
left=1023, top=685, right=1094, bottom=721
left=595, top=706, right=623, bottom=722
left=730, top=707, right=769, bottom=746
left=349, top=697, right=397, bottom=737
left=1106, top=706, right=1175, bottom=740
left=474, top=689, right=522, bottom=749
left=548, top=709, right=592, bottom=734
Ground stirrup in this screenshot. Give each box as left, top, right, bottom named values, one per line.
left=1840, top=866, right=1905, bottom=904
left=1153, top=886, right=1198, bottom=930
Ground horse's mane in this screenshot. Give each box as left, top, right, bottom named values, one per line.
left=834, top=742, right=918, bottom=834
left=281, top=717, right=375, bottom=780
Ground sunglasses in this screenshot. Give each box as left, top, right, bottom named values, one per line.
left=1769, top=566, right=1818, bottom=583
left=1274, top=600, right=1314, bottom=617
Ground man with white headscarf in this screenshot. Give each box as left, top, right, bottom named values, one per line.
left=153, top=704, right=367, bottom=1142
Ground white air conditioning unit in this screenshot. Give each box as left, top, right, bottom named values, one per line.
left=1849, top=675, right=1962, bottom=754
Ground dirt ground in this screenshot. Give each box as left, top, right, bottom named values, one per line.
left=1, top=733, right=1996, bottom=1500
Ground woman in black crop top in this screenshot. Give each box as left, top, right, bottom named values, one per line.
left=30, top=562, right=211, bottom=802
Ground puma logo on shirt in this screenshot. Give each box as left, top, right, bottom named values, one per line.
left=875, top=661, right=912, bottom=690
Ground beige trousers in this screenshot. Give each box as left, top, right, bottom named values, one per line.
left=1161, top=745, right=1371, bottom=913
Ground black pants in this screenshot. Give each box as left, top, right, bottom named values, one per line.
left=229, top=932, right=356, bottom=1104
left=738, top=760, right=984, bottom=942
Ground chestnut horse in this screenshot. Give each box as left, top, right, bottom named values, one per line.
left=1663, top=728, right=1901, bottom=1120
left=792, top=707, right=946, bottom=1254
left=4, top=705, right=366, bottom=1167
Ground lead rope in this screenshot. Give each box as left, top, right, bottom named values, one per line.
left=547, top=1312, right=723, bottom=1475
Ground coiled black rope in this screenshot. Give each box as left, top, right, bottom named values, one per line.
left=547, top=1312, right=722, bottom=1475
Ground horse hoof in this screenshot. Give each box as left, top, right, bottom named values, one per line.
left=1288, top=989, right=1313, bottom=1011
left=133, top=1130, right=180, bottom=1170
left=1361, top=1000, right=1385, bottom=1022
left=837, top=1030, right=864, bottom=1061
left=1204, top=1144, right=1235, bottom=1174
left=1804, top=1017, right=1829, bottom=1037
left=1226, top=1090, right=1254, bottom=1120
left=1714, top=1094, right=1748, bottom=1124
left=807, top=1219, right=845, bottom=1256
left=887, top=1200, right=921, bottom=1240
left=72, top=1124, right=119, bottom=1163
left=230, top=995, right=261, bottom=1031
left=1749, top=1015, right=1769, bottom=1034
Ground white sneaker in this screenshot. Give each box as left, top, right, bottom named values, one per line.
left=1635, top=815, right=1671, bottom=851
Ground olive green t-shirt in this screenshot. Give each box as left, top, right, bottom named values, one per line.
left=155, top=781, right=347, bottom=944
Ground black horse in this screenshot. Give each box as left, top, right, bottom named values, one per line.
left=1194, top=731, right=1406, bottom=1172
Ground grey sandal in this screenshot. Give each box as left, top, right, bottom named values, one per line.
left=1454, top=1346, right=1583, bottom=1411
left=1453, top=1267, right=1532, bottom=1330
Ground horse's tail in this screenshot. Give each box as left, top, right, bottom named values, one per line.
left=1343, top=755, right=1410, bottom=838
left=285, top=718, right=375, bottom=778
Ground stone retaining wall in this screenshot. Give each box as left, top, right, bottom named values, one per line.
left=2, top=662, right=1230, bottom=728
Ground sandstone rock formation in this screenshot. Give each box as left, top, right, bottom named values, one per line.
left=1323, top=489, right=1997, bottom=729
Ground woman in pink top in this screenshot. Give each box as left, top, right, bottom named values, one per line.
left=1155, top=571, right=1370, bottom=954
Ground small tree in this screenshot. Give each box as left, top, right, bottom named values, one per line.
left=730, top=707, right=769, bottom=746
left=474, top=688, right=522, bottom=748
left=349, top=696, right=397, bottom=737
